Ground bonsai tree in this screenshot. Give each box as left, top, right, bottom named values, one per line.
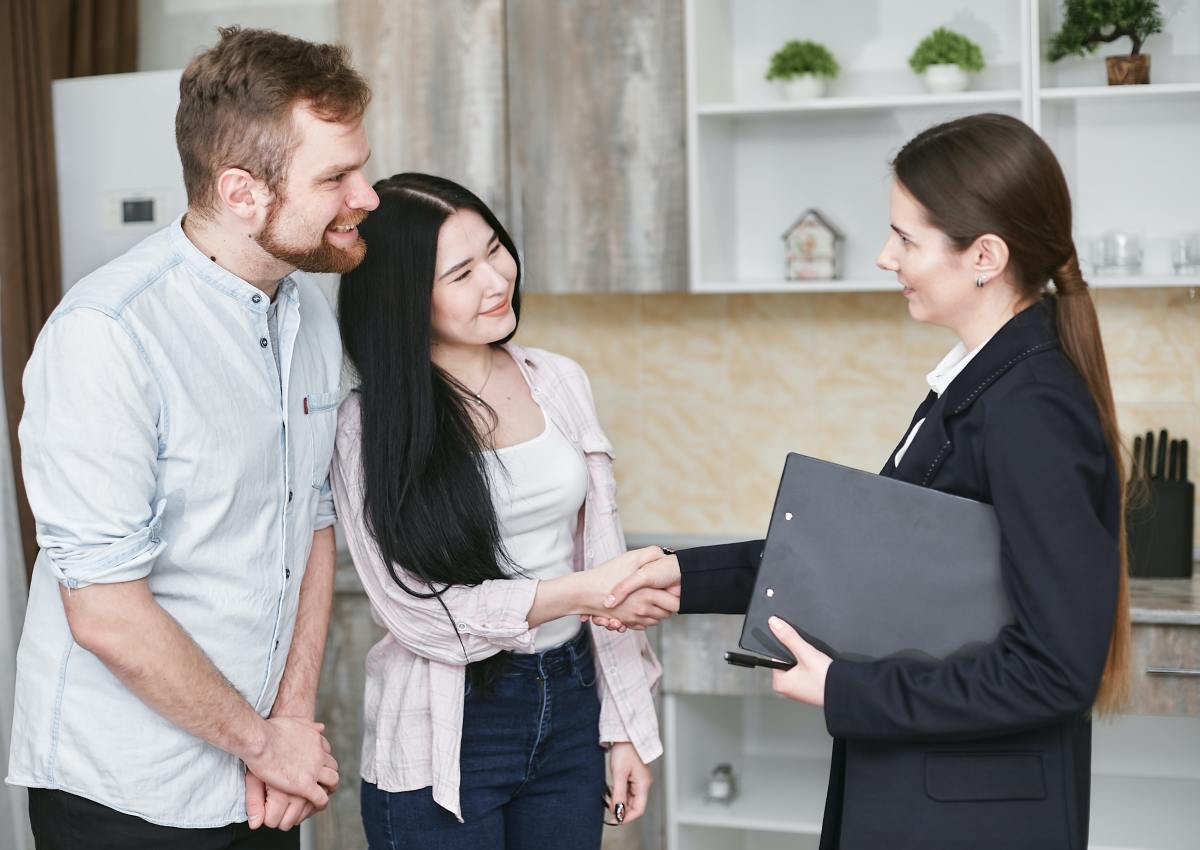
left=908, top=28, right=986, bottom=74
left=766, top=40, right=840, bottom=81
left=1048, top=0, right=1163, bottom=60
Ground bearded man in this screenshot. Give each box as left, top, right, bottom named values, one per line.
left=7, top=27, right=378, bottom=850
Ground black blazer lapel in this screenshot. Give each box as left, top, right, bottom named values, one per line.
left=939, top=299, right=1060, bottom=419
left=885, top=395, right=953, bottom=487
left=880, top=390, right=938, bottom=478
left=884, top=299, right=1060, bottom=488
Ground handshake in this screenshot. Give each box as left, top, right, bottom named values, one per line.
left=581, top=546, right=684, bottom=633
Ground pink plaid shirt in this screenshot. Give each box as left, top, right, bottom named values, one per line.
left=331, top=343, right=662, bottom=820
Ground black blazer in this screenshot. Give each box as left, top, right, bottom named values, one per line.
left=677, top=300, right=1121, bottom=850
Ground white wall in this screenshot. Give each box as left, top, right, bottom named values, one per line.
left=138, top=0, right=338, bottom=72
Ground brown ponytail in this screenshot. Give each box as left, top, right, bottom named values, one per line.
left=1049, top=254, right=1131, bottom=714
left=894, top=113, right=1130, bottom=714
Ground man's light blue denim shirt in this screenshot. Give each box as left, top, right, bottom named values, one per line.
left=6, top=216, right=341, bottom=827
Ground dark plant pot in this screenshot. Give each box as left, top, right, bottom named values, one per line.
left=1106, top=54, right=1150, bottom=85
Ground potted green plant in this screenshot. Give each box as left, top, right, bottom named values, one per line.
left=1048, top=0, right=1163, bottom=85
left=765, top=39, right=839, bottom=99
left=908, top=28, right=986, bottom=93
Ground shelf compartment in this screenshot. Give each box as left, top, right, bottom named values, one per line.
left=677, top=824, right=822, bottom=850
left=1090, top=773, right=1200, bottom=850
left=667, top=696, right=1200, bottom=849
left=675, top=753, right=830, bottom=835
left=1039, top=81, right=1200, bottom=102
left=698, top=89, right=1023, bottom=117
left=687, top=0, right=1200, bottom=294
left=673, top=760, right=1200, bottom=849
left=687, top=0, right=1027, bottom=107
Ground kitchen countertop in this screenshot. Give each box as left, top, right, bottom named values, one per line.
left=626, top=533, right=1200, bottom=628
left=1129, top=575, right=1200, bottom=626
left=335, top=535, right=1200, bottom=626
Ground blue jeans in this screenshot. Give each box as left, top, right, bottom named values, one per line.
left=361, top=629, right=605, bottom=850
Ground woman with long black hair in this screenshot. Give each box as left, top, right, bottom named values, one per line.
left=603, top=113, right=1131, bottom=849
left=332, top=173, right=671, bottom=849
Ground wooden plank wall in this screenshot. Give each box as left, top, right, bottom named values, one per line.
left=339, top=0, right=686, bottom=293
left=338, top=0, right=509, bottom=215
left=506, top=0, right=686, bottom=292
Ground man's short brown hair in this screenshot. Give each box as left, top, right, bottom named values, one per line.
left=176, top=26, right=371, bottom=217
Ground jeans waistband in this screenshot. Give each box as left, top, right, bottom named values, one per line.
left=505, top=627, right=591, bottom=678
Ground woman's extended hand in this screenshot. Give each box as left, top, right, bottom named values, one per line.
left=576, top=548, right=679, bottom=628
left=767, top=616, right=833, bottom=707
left=586, top=554, right=682, bottom=631
left=606, top=742, right=652, bottom=826
left=532, top=547, right=665, bottom=627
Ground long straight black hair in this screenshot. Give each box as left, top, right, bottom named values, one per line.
left=338, top=173, right=523, bottom=691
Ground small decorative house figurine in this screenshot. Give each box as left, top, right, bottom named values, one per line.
left=782, top=208, right=843, bottom=280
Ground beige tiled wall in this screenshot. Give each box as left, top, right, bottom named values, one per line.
left=518, top=289, right=1200, bottom=545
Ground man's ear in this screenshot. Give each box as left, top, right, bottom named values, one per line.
left=214, top=168, right=273, bottom=226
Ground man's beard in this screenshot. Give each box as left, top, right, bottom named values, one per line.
left=257, top=203, right=369, bottom=274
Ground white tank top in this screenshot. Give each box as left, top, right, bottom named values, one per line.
left=484, top=401, right=588, bottom=651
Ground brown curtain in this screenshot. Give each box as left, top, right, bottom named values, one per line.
left=0, top=0, right=137, bottom=579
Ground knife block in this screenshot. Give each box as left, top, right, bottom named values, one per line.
left=1126, top=479, right=1195, bottom=579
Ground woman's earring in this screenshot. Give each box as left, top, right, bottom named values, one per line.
left=975, top=274, right=985, bottom=288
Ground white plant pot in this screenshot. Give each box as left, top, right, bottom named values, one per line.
left=921, top=63, right=970, bottom=93
left=778, top=74, right=827, bottom=100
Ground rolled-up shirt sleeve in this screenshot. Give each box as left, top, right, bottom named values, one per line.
left=314, top=476, right=336, bottom=531
left=19, top=307, right=164, bottom=588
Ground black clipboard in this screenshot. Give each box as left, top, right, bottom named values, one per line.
left=730, top=452, right=1012, bottom=669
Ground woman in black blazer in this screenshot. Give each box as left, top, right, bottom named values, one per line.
left=601, top=113, right=1130, bottom=850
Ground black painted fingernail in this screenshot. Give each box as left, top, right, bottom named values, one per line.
left=614, top=802, right=626, bottom=823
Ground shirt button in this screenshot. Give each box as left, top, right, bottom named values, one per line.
left=288, top=490, right=293, bottom=503
left=274, top=640, right=279, bottom=650
left=259, top=337, right=269, bottom=348
left=251, top=293, right=262, bottom=304
left=285, top=568, right=291, bottom=579
left=456, top=622, right=468, bottom=632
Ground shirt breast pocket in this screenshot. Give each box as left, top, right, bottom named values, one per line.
left=306, top=389, right=340, bottom=489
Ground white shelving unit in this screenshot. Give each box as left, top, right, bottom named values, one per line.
left=684, top=0, right=1200, bottom=293
left=665, top=693, right=1200, bottom=850
left=665, top=694, right=830, bottom=850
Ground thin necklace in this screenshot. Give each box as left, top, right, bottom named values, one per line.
left=469, top=350, right=494, bottom=406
